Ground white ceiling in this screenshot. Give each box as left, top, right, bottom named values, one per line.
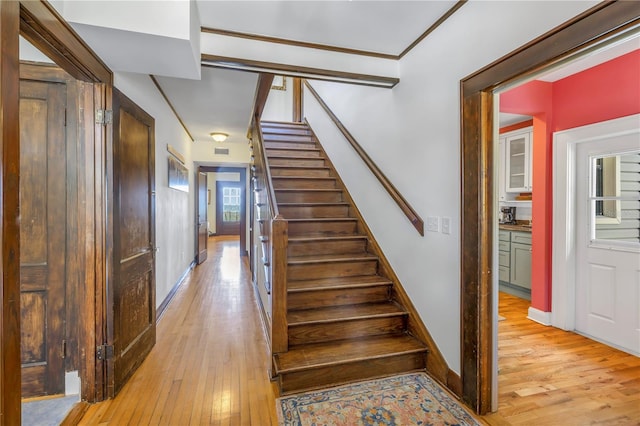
left=196, top=1, right=457, bottom=55
left=40, top=1, right=638, bottom=143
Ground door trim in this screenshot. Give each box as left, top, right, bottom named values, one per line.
left=460, top=2, right=639, bottom=414
left=552, top=114, right=640, bottom=332
left=197, top=166, right=248, bottom=256
left=1, top=2, right=114, bottom=421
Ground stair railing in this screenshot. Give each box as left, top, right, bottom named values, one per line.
left=303, top=80, right=424, bottom=236
left=248, top=74, right=288, bottom=357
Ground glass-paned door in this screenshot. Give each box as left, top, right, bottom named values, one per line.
left=216, top=181, right=242, bottom=235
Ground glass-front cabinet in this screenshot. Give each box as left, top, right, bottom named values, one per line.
left=504, top=128, right=533, bottom=193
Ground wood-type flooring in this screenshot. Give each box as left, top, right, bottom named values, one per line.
left=77, top=237, right=639, bottom=425
left=482, top=293, right=640, bottom=425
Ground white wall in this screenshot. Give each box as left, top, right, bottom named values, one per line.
left=303, top=0, right=598, bottom=373
left=114, top=72, right=195, bottom=309
left=262, top=77, right=294, bottom=122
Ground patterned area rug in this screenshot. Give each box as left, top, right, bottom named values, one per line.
left=277, top=372, right=480, bottom=426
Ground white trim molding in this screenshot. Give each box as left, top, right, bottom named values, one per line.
left=527, top=307, right=551, bottom=326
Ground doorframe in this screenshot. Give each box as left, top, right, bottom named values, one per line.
left=1, top=1, right=113, bottom=421
left=197, top=165, right=248, bottom=256
left=459, top=1, right=640, bottom=414
left=552, top=114, right=640, bottom=332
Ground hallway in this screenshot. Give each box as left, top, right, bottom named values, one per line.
left=79, top=236, right=279, bottom=425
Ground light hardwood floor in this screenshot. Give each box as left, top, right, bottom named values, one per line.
left=77, top=238, right=639, bottom=425
left=482, top=292, right=640, bottom=425
left=78, top=236, right=280, bottom=425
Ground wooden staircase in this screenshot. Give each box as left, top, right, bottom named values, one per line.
left=261, top=121, right=429, bottom=394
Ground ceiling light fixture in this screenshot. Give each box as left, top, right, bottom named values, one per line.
left=210, top=132, right=228, bottom=142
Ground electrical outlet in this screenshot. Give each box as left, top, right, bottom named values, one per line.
left=441, top=217, right=451, bottom=235
left=427, top=216, right=439, bottom=232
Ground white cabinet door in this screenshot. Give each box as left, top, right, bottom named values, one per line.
left=505, top=131, right=531, bottom=192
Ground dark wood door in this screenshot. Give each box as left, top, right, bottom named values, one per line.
left=216, top=181, right=242, bottom=235
left=19, top=80, right=67, bottom=397
left=197, top=172, right=208, bottom=264
left=109, top=88, right=156, bottom=396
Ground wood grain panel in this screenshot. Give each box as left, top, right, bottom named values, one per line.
left=20, top=77, right=67, bottom=398
left=20, top=293, right=46, bottom=364
left=118, top=110, right=151, bottom=259
left=110, top=88, right=156, bottom=396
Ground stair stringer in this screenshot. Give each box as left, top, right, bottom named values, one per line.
left=305, top=120, right=455, bottom=394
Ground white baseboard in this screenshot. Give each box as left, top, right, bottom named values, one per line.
left=527, top=306, right=552, bottom=326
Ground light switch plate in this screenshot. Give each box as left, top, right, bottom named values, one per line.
left=441, top=217, right=451, bottom=234
left=427, top=216, right=439, bottom=232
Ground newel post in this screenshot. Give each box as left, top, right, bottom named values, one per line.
left=271, top=215, right=288, bottom=354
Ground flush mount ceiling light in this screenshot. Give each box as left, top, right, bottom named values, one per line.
left=210, top=132, right=228, bottom=142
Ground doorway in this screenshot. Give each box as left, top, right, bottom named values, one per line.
left=198, top=166, right=248, bottom=256
left=460, top=2, right=639, bottom=413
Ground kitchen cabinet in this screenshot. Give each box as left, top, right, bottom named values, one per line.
left=498, top=229, right=531, bottom=300
left=503, top=127, right=533, bottom=193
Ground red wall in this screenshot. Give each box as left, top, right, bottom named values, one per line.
left=500, top=49, right=640, bottom=312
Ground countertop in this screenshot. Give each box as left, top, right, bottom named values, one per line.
left=499, top=223, right=532, bottom=233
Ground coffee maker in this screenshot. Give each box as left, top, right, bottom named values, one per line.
left=499, top=206, right=516, bottom=224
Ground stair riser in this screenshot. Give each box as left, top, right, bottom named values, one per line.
left=288, top=286, right=390, bottom=310
left=278, top=352, right=427, bottom=394
left=269, top=157, right=327, bottom=167
left=288, top=316, right=407, bottom=346
left=288, top=260, right=378, bottom=280
left=272, top=178, right=336, bottom=190
left=288, top=239, right=366, bottom=256
left=276, top=191, right=343, bottom=203
left=266, top=149, right=321, bottom=158
left=280, top=205, right=350, bottom=219
left=265, top=141, right=316, bottom=150
left=263, top=134, right=314, bottom=143
left=262, top=128, right=311, bottom=136
left=287, top=221, right=357, bottom=236
left=271, top=168, right=331, bottom=178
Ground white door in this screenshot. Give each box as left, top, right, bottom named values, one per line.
left=575, top=131, right=640, bottom=356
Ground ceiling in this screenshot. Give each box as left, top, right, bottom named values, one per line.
left=195, top=1, right=455, bottom=56
left=36, top=2, right=639, bottom=144
left=60, top=0, right=461, bottom=144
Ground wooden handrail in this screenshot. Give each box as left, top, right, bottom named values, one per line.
left=303, top=80, right=424, bottom=236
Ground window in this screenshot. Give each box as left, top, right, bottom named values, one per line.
left=222, top=187, right=241, bottom=222
left=590, top=150, right=640, bottom=244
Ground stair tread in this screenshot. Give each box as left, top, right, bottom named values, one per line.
left=288, top=275, right=392, bottom=291
left=268, top=155, right=326, bottom=160
left=272, top=176, right=335, bottom=180
left=275, top=188, right=341, bottom=193
left=286, top=217, right=356, bottom=222
left=267, top=146, right=320, bottom=152
left=274, top=334, right=427, bottom=373
left=271, top=165, right=330, bottom=170
left=280, top=202, right=350, bottom=207
left=288, top=302, right=406, bottom=325
left=288, top=234, right=365, bottom=242
left=288, top=252, right=377, bottom=264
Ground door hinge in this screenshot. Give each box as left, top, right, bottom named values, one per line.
left=96, top=344, right=114, bottom=361
left=95, top=109, right=113, bottom=125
